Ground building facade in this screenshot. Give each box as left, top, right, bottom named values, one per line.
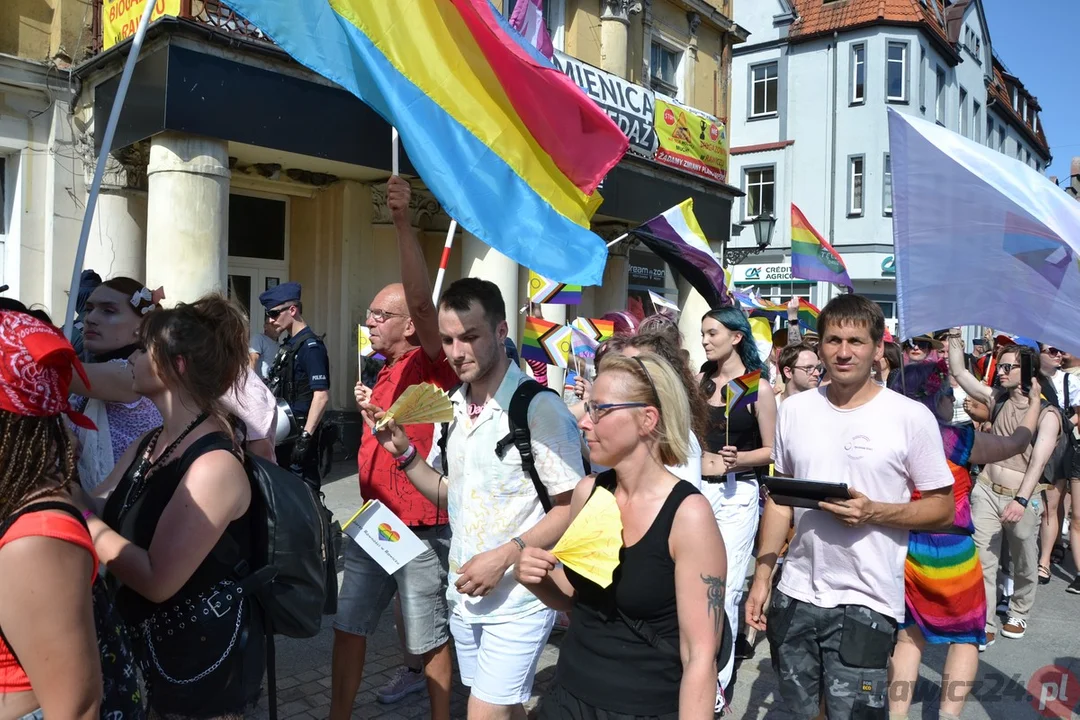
left=4, top=0, right=747, bottom=410
left=727, top=0, right=1051, bottom=334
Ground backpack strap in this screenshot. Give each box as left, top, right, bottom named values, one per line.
left=615, top=607, right=733, bottom=678
left=437, top=383, right=462, bottom=476
left=495, top=380, right=558, bottom=513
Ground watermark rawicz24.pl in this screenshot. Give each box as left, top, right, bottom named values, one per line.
left=886, top=665, right=1077, bottom=718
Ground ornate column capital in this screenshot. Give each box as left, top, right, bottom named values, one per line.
left=602, top=0, right=642, bottom=24
left=687, top=11, right=702, bottom=36
left=371, top=183, right=444, bottom=228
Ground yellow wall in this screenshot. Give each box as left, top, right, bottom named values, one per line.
left=565, top=0, right=602, bottom=68
left=0, top=0, right=86, bottom=61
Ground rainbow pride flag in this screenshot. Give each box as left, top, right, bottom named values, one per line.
left=791, top=204, right=852, bottom=290
left=571, top=317, right=615, bottom=343
left=631, top=199, right=733, bottom=309
left=225, top=0, right=627, bottom=286
left=797, top=299, right=820, bottom=332
left=528, top=271, right=582, bottom=304
left=522, top=316, right=572, bottom=367
left=725, top=370, right=761, bottom=415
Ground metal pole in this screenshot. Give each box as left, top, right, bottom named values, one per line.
left=63, top=0, right=157, bottom=339
left=432, top=220, right=458, bottom=301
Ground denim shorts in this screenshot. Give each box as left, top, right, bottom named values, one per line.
left=333, top=524, right=451, bottom=655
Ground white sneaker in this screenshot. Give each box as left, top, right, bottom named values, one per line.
left=376, top=666, right=426, bottom=704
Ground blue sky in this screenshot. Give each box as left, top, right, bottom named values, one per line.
left=981, top=0, right=1077, bottom=186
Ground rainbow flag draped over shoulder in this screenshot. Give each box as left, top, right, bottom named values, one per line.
left=791, top=204, right=853, bottom=290
left=631, top=199, right=733, bottom=310
left=224, top=0, right=628, bottom=286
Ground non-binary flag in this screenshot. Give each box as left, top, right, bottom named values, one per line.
left=630, top=199, right=733, bottom=310
left=791, top=204, right=853, bottom=291
left=224, top=0, right=627, bottom=286
left=725, top=370, right=761, bottom=416
left=528, top=271, right=582, bottom=304
left=509, top=0, right=553, bottom=59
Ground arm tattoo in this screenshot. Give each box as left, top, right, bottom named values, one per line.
left=701, top=574, right=726, bottom=636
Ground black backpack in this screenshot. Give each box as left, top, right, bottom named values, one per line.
left=438, top=379, right=588, bottom=511
left=0, top=502, right=148, bottom=720
left=175, top=436, right=339, bottom=720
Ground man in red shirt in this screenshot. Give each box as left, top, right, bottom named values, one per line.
left=330, top=177, right=458, bottom=720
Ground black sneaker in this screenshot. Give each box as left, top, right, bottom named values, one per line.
left=1067, top=576, right=1080, bottom=595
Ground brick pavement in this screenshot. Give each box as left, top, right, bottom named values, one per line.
left=252, top=466, right=1080, bottom=719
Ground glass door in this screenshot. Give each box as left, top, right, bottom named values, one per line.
left=228, top=265, right=285, bottom=338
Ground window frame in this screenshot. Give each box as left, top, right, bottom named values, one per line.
left=847, top=155, right=865, bottom=217
left=959, top=86, right=969, bottom=137
left=885, top=40, right=909, bottom=104
left=972, top=100, right=982, bottom=143
left=918, top=45, right=927, bottom=111
left=850, top=43, right=867, bottom=105
left=651, top=40, right=683, bottom=99
left=882, top=152, right=893, bottom=217
left=998, top=125, right=1006, bottom=153
left=743, top=165, right=777, bottom=222
left=749, top=61, right=779, bottom=119
left=935, top=66, right=947, bottom=125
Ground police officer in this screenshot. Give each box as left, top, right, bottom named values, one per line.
left=260, top=282, right=330, bottom=489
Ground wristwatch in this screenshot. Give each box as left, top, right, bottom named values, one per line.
left=1014, top=495, right=1029, bottom=508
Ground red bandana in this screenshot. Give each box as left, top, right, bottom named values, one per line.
left=0, top=311, right=96, bottom=429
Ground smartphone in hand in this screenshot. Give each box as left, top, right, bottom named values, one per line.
left=1021, top=352, right=1033, bottom=393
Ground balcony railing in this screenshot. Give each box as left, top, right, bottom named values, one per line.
left=90, top=0, right=274, bottom=55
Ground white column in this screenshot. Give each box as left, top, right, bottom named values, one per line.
left=461, top=233, right=520, bottom=346
left=145, top=132, right=230, bottom=304
left=600, top=0, right=631, bottom=78
left=678, top=278, right=710, bottom=371
left=85, top=189, right=147, bottom=281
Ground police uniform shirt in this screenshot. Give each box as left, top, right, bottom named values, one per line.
left=286, top=327, right=330, bottom=415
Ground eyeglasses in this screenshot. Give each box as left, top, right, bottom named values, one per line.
left=909, top=340, right=933, bottom=351
left=266, top=305, right=294, bottom=320
left=583, top=401, right=648, bottom=423
left=366, top=308, right=408, bottom=323
left=793, top=365, right=824, bottom=376
left=997, top=363, right=1019, bottom=374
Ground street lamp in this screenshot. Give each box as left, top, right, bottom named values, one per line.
left=725, top=211, right=777, bottom=266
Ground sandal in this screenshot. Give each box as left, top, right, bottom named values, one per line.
left=1038, top=563, right=1052, bottom=585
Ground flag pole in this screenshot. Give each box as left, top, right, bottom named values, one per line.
left=358, top=324, right=363, bottom=382
left=606, top=232, right=628, bottom=248
left=63, top=0, right=157, bottom=339
left=391, top=127, right=399, bottom=176
left=432, top=220, right=457, bottom=301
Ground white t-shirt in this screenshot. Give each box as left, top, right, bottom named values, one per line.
left=445, top=362, right=584, bottom=623
left=772, top=386, right=954, bottom=620
left=1049, top=370, right=1080, bottom=411
left=249, top=333, right=281, bottom=380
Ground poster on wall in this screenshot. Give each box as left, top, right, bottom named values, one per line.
left=102, top=0, right=180, bottom=50
left=653, top=95, right=728, bottom=183
left=552, top=51, right=657, bottom=157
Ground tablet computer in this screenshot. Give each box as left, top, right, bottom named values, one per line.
left=762, top=476, right=851, bottom=509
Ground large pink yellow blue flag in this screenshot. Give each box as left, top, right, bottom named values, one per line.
left=791, top=204, right=853, bottom=291
left=224, top=0, right=628, bottom=286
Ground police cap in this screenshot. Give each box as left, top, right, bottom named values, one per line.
left=260, top=282, right=302, bottom=311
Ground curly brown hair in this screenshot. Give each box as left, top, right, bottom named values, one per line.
left=0, top=412, right=77, bottom=519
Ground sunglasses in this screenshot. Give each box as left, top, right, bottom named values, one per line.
left=997, top=363, right=1019, bottom=374
left=1044, top=347, right=1063, bottom=356
left=909, top=340, right=933, bottom=351
left=266, top=305, right=294, bottom=319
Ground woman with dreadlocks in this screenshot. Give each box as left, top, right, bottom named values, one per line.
left=0, top=310, right=103, bottom=720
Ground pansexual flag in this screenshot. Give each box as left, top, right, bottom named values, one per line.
left=631, top=199, right=733, bottom=309
left=522, top=316, right=572, bottom=367
left=528, top=271, right=582, bottom=304
left=725, top=370, right=761, bottom=416
left=225, top=0, right=627, bottom=286
left=791, top=204, right=853, bottom=290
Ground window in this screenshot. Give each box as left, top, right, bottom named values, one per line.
left=851, top=43, right=866, bottom=104
left=228, top=194, right=287, bottom=260
left=918, top=46, right=927, bottom=109
left=959, top=87, right=969, bottom=136
left=935, top=67, right=946, bottom=124
left=1012, top=86, right=1018, bottom=109
left=1036, top=162, right=1042, bottom=173
left=651, top=43, right=681, bottom=97
left=998, top=125, right=1006, bottom=153
left=886, top=42, right=907, bottom=102
left=744, top=167, right=776, bottom=220
left=1025, top=149, right=1032, bottom=166
left=1015, top=144, right=1023, bottom=161
left=750, top=62, right=778, bottom=117
left=848, top=156, right=865, bottom=216
left=883, top=153, right=893, bottom=216
left=1034, top=114, right=1040, bottom=134
left=986, top=115, right=995, bottom=146
left=972, top=100, right=982, bottom=143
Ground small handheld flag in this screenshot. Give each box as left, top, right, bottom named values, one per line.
left=791, top=204, right=852, bottom=290
left=522, top=316, right=573, bottom=367
left=571, top=317, right=615, bottom=343
left=648, top=290, right=680, bottom=316
left=725, top=370, right=761, bottom=417
left=528, top=271, right=582, bottom=304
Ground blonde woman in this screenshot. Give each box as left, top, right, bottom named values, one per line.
left=516, top=352, right=727, bottom=719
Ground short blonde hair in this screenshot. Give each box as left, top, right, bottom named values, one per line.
left=597, top=351, right=690, bottom=467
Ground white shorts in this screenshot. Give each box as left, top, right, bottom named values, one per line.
left=449, top=608, right=554, bottom=705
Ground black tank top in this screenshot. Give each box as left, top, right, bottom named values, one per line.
left=555, top=471, right=699, bottom=715
left=703, top=402, right=761, bottom=455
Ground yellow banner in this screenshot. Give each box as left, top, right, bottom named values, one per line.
left=102, top=0, right=180, bottom=50
left=653, top=97, right=728, bottom=183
